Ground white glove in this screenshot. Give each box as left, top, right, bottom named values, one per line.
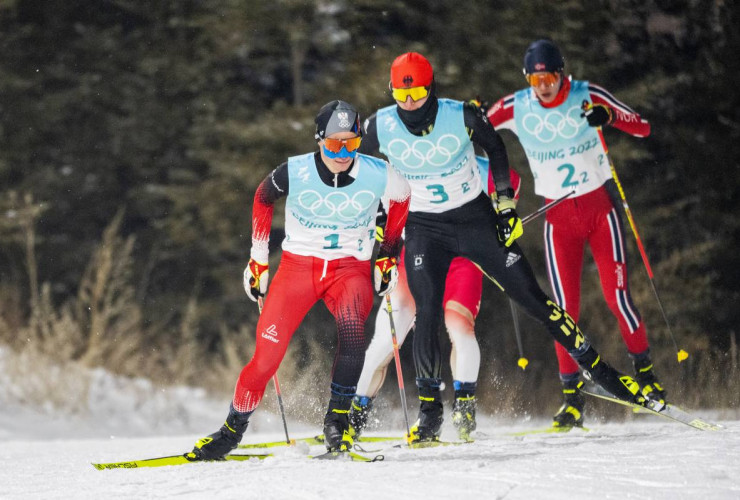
left=374, top=256, right=399, bottom=296
left=244, top=259, right=269, bottom=302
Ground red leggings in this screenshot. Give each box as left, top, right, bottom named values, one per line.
left=232, top=252, right=373, bottom=413
left=544, top=187, right=649, bottom=376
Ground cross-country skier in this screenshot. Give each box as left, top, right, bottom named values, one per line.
left=359, top=51, right=655, bottom=443
left=349, top=163, right=521, bottom=442
left=485, top=39, right=664, bottom=430
left=187, top=100, right=410, bottom=459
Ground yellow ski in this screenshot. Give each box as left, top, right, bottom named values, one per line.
left=238, top=434, right=402, bottom=449
left=92, top=453, right=270, bottom=470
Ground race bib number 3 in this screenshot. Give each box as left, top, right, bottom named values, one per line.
left=426, top=184, right=449, bottom=204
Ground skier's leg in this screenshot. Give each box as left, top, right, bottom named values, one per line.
left=460, top=204, right=647, bottom=406
left=544, top=218, right=586, bottom=376
left=322, top=258, right=375, bottom=451
left=590, top=205, right=648, bottom=352
left=445, top=257, right=483, bottom=383
left=404, top=220, right=455, bottom=441
left=191, top=253, right=317, bottom=459
left=590, top=204, right=664, bottom=400
left=356, top=260, right=416, bottom=398
left=444, top=257, right=483, bottom=440
left=351, top=259, right=415, bottom=436
left=544, top=218, right=588, bottom=427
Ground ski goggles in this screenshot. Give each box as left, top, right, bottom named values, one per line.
left=525, top=71, right=559, bottom=87
left=323, top=136, right=362, bottom=154
left=322, top=136, right=362, bottom=158
left=390, top=85, right=430, bottom=102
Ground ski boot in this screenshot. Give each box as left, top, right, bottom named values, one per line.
left=408, top=379, right=443, bottom=443
left=573, top=345, right=646, bottom=405
left=348, top=395, right=374, bottom=439
left=323, top=389, right=354, bottom=452
left=552, top=377, right=585, bottom=429
left=631, top=350, right=667, bottom=403
left=450, top=381, right=477, bottom=441
left=187, top=405, right=251, bottom=461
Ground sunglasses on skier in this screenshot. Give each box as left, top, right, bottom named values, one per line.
left=390, top=85, right=430, bottom=102
left=322, top=136, right=363, bottom=154
left=525, top=71, right=560, bottom=88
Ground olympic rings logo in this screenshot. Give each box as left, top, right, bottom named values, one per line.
left=297, top=189, right=376, bottom=220
left=521, top=106, right=584, bottom=143
left=386, top=134, right=462, bottom=169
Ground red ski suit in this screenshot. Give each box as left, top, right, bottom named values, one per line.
left=488, top=77, right=651, bottom=376
left=232, top=154, right=410, bottom=413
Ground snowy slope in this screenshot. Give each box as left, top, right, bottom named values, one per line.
left=3, top=420, right=740, bottom=500
left=2, top=411, right=740, bottom=498
left=1, top=362, right=739, bottom=499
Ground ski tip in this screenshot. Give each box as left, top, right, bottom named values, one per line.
left=517, top=357, right=529, bottom=370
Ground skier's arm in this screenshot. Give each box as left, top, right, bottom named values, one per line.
left=250, top=163, right=289, bottom=263
left=477, top=156, right=521, bottom=199
left=464, top=102, right=513, bottom=196
left=379, top=165, right=410, bottom=259
left=358, top=114, right=381, bottom=157
left=486, top=94, right=517, bottom=135
left=588, top=83, right=651, bottom=137
left=489, top=166, right=522, bottom=201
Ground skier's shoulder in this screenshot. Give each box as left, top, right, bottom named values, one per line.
left=486, top=93, right=516, bottom=128
left=357, top=152, right=387, bottom=171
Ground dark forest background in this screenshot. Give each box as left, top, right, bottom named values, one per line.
left=1, top=0, right=738, bottom=422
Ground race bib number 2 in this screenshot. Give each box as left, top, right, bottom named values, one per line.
left=557, top=163, right=589, bottom=189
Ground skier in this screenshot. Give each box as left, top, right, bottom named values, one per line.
left=486, top=39, right=664, bottom=430
left=349, top=163, right=521, bottom=442
left=187, top=100, right=410, bottom=460
left=360, top=51, right=654, bottom=443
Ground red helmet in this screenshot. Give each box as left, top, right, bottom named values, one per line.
left=390, top=52, right=433, bottom=88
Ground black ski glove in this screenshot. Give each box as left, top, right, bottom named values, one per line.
left=581, top=102, right=614, bottom=128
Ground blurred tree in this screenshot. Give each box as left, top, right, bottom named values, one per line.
left=0, top=0, right=737, bottom=407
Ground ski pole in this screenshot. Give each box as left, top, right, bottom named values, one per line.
left=508, top=299, right=528, bottom=370
left=385, top=294, right=412, bottom=442
left=521, top=190, right=576, bottom=225
left=505, top=190, right=575, bottom=370
left=258, top=297, right=294, bottom=444
left=608, top=162, right=688, bottom=363
left=581, top=99, right=686, bottom=363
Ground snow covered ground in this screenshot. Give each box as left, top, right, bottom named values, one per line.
left=1, top=365, right=739, bottom=499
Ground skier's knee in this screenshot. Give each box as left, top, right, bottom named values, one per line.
left=546, top=299, right=586, bottom=349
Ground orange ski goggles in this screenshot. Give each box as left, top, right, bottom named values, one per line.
left=390, top=85, right=430, bottom=102
left=525, top=71, right=560, bottom=88
left=323, top=136, right=362, bottom=154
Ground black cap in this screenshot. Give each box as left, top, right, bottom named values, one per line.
left=523, top=39, right=564, bottom=74
left=314, top=100, right=362, bottom=140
